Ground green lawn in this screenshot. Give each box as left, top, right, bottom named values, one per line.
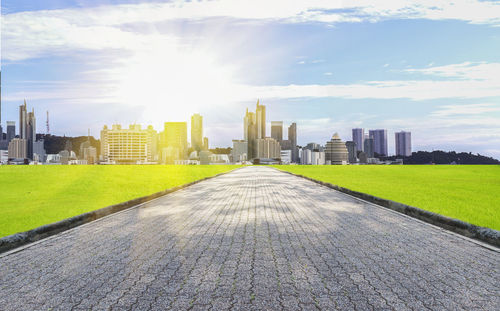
left=0, top=165, right=238, bottom=238
left=275, top=165, right=500, bottom=231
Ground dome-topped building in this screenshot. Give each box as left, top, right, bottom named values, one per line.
left=325, top=133, right=349, bottom=165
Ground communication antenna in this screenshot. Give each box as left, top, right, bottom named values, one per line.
left=46, top=111, right=50, bottom=134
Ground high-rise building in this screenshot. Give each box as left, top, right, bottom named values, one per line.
left=19, top=100, right=27, bottom=140
left=8, top=138, right=27, bottom=159
left=255, top=137, right=281, bottom=159
left=364, top=138, right=374, bottom=158
left=288, top=123, right=298, bottom=163
left=352, top=128, right=364, bottom=152
left=345, top=141, right=357, bottom=164
left=256, top=100, right=266, bottom=139
left=160, top=122, right=187, bottom=163
left=191, top=114, right=203, bottom=151
left=271, top=121, right=283, bottom=142
left=6, top=121, right=15, bottom=143
left=244, top=109, right=258, bottom=159
left=203, top=137, right=209, bottom=150
left=101, top=124, right=157, bottom=164
left=325, top=133, right=348, bottom=165
left=395, top=131, right=412, bottom=157
left=232, top=140, right=248, bottom=163
left=18, top=101, right=36, bottom=159
left=33, top=140, right=46, bottom=163
left=369, top=129, right=388, bottom=156
left=26, top=109, right=36, bottom=159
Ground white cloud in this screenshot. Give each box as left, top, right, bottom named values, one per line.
left=430, top=103, right=500, bottom=117
left=404, top=62, right=500, bottom=81
left=3, top=1, right=500, bottom=61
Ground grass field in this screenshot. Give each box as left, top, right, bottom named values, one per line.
left=0, top=165, right=238, bottom=238
left=275, top=165, right=500, bottom=231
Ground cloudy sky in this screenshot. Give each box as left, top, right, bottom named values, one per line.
left=2, top=0, right=500, bottom=158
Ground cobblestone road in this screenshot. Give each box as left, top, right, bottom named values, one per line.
left=1, top=166, right=499, bottom=311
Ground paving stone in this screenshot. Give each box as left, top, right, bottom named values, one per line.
left=0, top=166, right=498, bottom=310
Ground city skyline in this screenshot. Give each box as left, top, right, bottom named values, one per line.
left=1, top=0, right=499, bottom=158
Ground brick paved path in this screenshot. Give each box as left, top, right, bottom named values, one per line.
left=1, top=166, right=499, bottom=310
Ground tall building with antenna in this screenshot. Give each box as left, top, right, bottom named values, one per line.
left=46, top=111, right=50, bottom=134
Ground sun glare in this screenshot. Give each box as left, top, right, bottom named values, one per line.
left=112, top=46, right=237, bottom=123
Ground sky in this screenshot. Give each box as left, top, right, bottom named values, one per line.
left=2, top=0, right=500, bottom=158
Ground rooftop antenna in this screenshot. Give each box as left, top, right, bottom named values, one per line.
left=46, top=111, right=50, bottom=134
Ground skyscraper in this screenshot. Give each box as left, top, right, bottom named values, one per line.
left=395, top=131, right=412, bottom=157
left=345, top=141, right=357, bottom=164
left=271, top=121, right=283, bottom=142
left=8, top=138, right=27, bottom=159
left=19, top=100, right=27, bottom=140
left=288, top=123, right=298, bottom=163
left=244, top=106, right=258, bottom=159
left=243, top=108, right=256, bottom=141
left=364, top=138, right=374, bottom=158
left=161, top=122, right=188, bottom=162
left=256, top=100, right=266, bottom=139
left=191, top=114, right=203, bottom=151
left=255, top=137, right=280, bottom=159
left=6, top=121, right=15, bottom=143
left=26, top=109, right=36, bottom=159
left=369, top=129, right=388, bottom=156
left=352, top=128, right=364, bottom=152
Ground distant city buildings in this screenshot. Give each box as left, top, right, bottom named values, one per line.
left=8, top=138, right=27, bottom=159
left=232, top=140, right=248, bottom=163
left=369, top=129, right=388, bottom=156
left=325, top=133, right=348, bottom=165
left=352, top=128, right=364, bottom=152
left=4, top=100, right=44, bottom=161
left=6, top=121, right=15, bottom=143
left=345, top=141, right=357, bottom=164
left=100, top=124, right=157, bottom=164
left=256, top=137, right=281, bottom=159
left=364, top=137, right=375, bottom=158
left=395, top=131, right=412, bottom=157
left=300, top=146, right=325, bottom=165
left=160, top=122, right=187, bottom=164
left=191, top=114, right=203, bottom=151
left=271, top=121, right=283, bottom=142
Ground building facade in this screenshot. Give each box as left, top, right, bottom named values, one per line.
left=256, top=100, right=266, bottom=139
left=8, top=138, right=27, bottom=159
left=271, top=121, right=283, bottom=142
left=345, top=141, right=357, bottom=164
left=325, top=133, right=348, bottom=165
left=352, top=128, right=364, bottom=152
left=232, top=140, right=248, bottom=163
left=100, top=124, right=157, bottom=164
left=395, top=131, right=412, bottom=157
left=160, top=122, right=187, bottom=163
left=256, top=137, right=281, bottom=159
left=6, top=121, right=15, bottom=143
left=369, top=129, right=388, bottom=156
left=364, top=138, right=375, bottom=158
left=191, top=114, right=203, bottom=151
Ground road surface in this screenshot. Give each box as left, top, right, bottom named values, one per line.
left=0, top=166, right=498, bottom=310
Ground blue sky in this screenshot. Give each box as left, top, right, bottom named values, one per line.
left=2, top=0, right=500, bottom=157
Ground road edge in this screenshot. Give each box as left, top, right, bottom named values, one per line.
left=0, top=167, right=242, bottom=254
left=275, top=168, right=500, bottom=248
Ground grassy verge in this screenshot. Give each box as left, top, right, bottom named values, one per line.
left=0, top=165, right=238, bottom=238
left=274, top=165, right=500, bottom=231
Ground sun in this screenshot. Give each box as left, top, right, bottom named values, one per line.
left=109, top=43, right=238, bottom=124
